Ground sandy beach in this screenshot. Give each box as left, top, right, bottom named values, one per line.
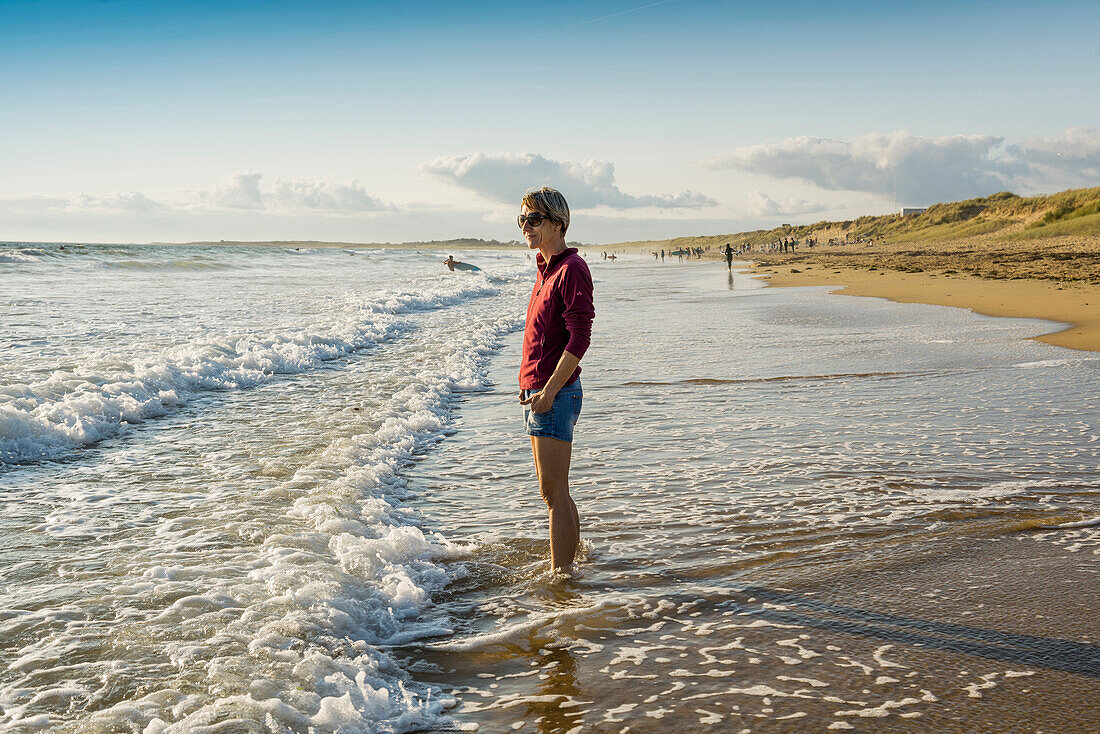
left=750, top=264, right=1100, bottom=352
left=741, top=234, right=1100, bottom=353
left=610, top=188, right=1100, bottom=353
left=585, top=240, right=1100, bottom=352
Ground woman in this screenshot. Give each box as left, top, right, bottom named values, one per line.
left=517, top=187, right=594, bottom=572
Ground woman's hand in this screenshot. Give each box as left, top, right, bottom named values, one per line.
left=519, top=389, right=556, bottom=414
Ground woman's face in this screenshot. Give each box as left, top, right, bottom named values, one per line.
left=520, top=204, right=560, bottom=250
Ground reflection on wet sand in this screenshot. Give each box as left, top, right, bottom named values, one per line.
left=408, top=574, right=1097, bottom=733
left=528, top=647, right=582, bottom=734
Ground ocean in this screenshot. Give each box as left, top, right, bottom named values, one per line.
left=1, top=243, right=1097, bottom=733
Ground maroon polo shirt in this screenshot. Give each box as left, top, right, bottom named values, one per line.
left=519, top=247, right=595, bottom=390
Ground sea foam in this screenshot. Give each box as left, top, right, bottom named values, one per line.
left=0, top=247, right=48, bottom=264
left=0, top=280, right=501, bottom=464
left=0, top=266, right=525, bottom=731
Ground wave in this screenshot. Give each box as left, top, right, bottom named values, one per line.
left=1009, top=515, right=1100, bottom=531
left=0, top=248, right=48, bottom=264
left=96, top=258, right=239, bottom=271
left=1016, top=357, right=1098, bottom=369
left=0, top=308, right=523, bottom=732
left=0, top=280, right=503, bottom=465
left=153, top=315, right=519, bottom=732
left=426, top=601, right=614, bottom=652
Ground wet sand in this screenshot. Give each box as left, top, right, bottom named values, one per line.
left=749, top=265, right=1100, bottom=352
left=401, top=260, right=1100, bottom=733
left=411, top=535, right=1098, bottom=733
left=614, top=232, right=1100, bottom=352
left=739, top=233, right=1100, bottom=352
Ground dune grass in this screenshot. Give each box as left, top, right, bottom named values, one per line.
left=1008, top=210, right=1100, bottom=240
left=613, top=187, right=1100, bottom=252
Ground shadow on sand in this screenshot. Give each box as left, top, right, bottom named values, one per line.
left=727, top=585, right=1100, bottom=678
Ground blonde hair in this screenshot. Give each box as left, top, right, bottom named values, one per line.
left=521, top=186, right=570, bottom=236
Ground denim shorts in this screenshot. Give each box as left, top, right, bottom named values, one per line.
left=522, top=381, right=582, bottom=442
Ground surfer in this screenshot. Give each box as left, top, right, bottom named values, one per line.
left=517, top=186, right=594, bottom=572
left=443, top=255, right=480, bottom=272
left=724, top=243, right=735, bottom=270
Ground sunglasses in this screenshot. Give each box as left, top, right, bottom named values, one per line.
left=517, top=213, right=553, bottom=228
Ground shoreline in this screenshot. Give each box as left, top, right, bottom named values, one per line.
left=748, top=262, right=1100, bottom=353
left=9, top=237, right=1097, bottom=352
left=5, top=239, right=589, bottom=254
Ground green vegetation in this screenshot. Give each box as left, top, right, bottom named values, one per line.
left=614, top=187, right=1100, bottom=250
left=1008, top=210, right=1100, bottom=240
left=1028, top=199, right=1100, bottom=228
left=888, top=218, right=1011, bottom=243
left=832, top=187, right=1100, bottom=243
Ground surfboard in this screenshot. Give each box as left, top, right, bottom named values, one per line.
left=452, top=262, right=481, bottom=272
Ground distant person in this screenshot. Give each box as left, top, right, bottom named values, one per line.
left=724, top=243, right=734, bottom=270
left=661, top=249, right=665, bottom=262
left=517, top=186, right=594, bottom=573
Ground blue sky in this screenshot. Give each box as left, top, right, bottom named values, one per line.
left=2, top=0, right=1098, bottom=243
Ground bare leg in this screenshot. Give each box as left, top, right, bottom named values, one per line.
left=530, top=436, right=579, bottom=570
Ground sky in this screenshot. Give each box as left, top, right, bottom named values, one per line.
left=1, top=0, right=1098, bottom=244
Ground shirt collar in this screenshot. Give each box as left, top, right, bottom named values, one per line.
left=536, top=247, right=577, bottom=275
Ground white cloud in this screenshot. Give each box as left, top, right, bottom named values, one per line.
left=705, top=127, right=1100, bottom=205
left=746, top=190, right=827, bottom=217
left=0, top=192, right=168, bottom=214
left=268, top=178, right=388, bottom=212
left=194, top=172, right=266, bottom=210
left=0, top=173, right=391, bottom=223
left=187, top=173, right=389, bottom=212
left=1015, top=127, right=1100, bottom=185
left=76, top=192, right=168, bottom=213
left=0, top=196, right=71, bottom=214
left=420, top=152, right=717, bottom=210
left=705, top=131, right=1026, bottom=204
left=190, top=173, right=389, bottom=212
